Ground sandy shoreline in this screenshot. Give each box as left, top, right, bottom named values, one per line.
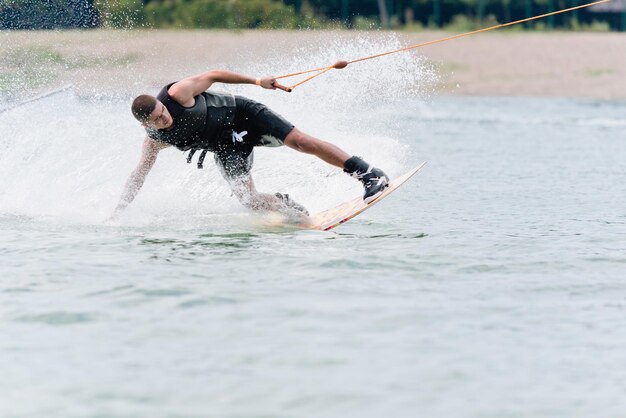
left=1, top=29, right=625, bottom=100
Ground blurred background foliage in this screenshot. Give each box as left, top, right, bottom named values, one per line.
left=0, top=0, right=624, bottom=31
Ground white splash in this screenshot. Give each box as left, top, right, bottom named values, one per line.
left=0, top=32, right=437, bottom=226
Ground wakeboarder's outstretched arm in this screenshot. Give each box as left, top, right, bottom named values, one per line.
left=168, top=70, right=277, bottom=106
left=112, top=137, right=170, bottom=217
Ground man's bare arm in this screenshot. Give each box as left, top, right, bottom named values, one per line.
left=168, top=70, right=276, bottom=107
left=113, top=138, right=170, bottom=216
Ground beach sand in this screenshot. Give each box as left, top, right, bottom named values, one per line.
left=1, top=29, right=625, bottom=99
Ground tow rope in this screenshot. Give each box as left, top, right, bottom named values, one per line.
left=271, top=0, right=612, bottom=92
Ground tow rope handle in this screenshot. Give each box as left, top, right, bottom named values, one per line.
left=273, top=61, right=349, bottom=93
left=272, top=82, right=292, bottom=93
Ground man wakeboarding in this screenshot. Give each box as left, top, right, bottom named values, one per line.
left=113, top=70, right=389, bottom=220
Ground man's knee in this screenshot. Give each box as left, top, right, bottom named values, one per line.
left=227, top=177, right=257, bottom=207
left=233, top=189, right=255, bottom=209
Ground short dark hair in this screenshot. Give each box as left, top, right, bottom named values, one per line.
left=131, top=95, right=157, bottom=123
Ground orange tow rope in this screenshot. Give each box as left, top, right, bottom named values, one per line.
left=272, top=0, right=612, bottom=93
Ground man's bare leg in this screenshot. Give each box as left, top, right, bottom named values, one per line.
left=284, top=128, right=390, bottom=203
left=284, top=128, right=350, bottom=167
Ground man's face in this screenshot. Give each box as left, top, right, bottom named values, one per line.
left=145, top=101, right=173, bottom=129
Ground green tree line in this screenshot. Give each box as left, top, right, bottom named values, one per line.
left=1, top=0, right=624, bottom=31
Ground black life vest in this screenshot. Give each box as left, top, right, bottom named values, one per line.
left=146, top=83, right=236, bottom=168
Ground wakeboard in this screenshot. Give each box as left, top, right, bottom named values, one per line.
left=302, top=162, right=427, bottom=231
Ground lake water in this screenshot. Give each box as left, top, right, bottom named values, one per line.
left=1, top=84, right=625, bottom=418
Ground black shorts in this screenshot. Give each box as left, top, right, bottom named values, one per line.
left=213, top=96, right=294, bottom=182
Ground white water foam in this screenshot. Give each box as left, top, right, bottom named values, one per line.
left=0, top=33, right=437, bottom=226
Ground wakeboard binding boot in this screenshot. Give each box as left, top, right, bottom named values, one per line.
left=343, top=156, right=390, bottom=204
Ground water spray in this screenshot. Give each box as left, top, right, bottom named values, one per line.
left=272, top=0, right=612, bottom=92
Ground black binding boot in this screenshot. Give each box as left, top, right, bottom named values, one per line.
left=344, top=156, right=390, bottom=203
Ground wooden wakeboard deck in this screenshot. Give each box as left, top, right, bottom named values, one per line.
left=305, top=162, right=427, bottom=231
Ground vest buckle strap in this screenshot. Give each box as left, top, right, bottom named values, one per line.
left=197, top=149, right=209, bottom=169
left=186, top=149, right=197, bottom=164
left=186, top=148, right=211, bottom=169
